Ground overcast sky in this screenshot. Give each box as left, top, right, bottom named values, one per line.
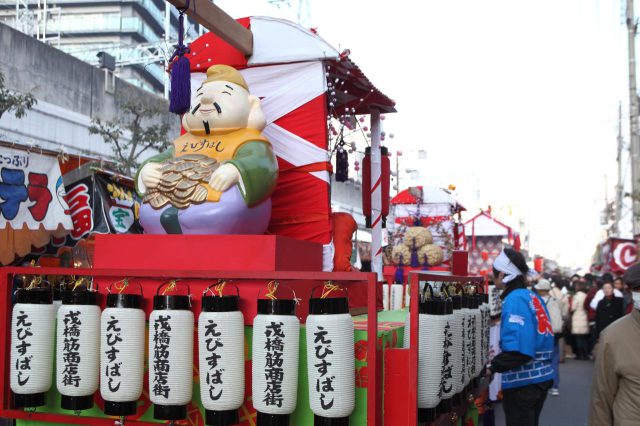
left=217, top=0, right=630, bottom=269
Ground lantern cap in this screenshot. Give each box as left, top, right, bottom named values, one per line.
left=61, top=395, right=93, bottom=411
left=419, top=298, right=451, bottom=315
left=314, top=415, right=350, bottom=426
left=106, top=293, right=142, bottom=309
left=309, top=297, right=349, bottom=315
left=13, top=392, right=45, bottom=408
left=202, top=295, right=239, bottom=312
left=153, top=295, right=190, bottom=310
left=16, top=288, right=52, bottom=304
left=418, top=408, right=438, bottom=423
left=61, top=290, right=98, bottom=305
left=53, top=288, right=62, bottom=301
left=256, top=412, right=290, bottom=426
left=205, top=409, right=239, bottom=426
left=154, top=404, right=187, bottom=420
left=103, top=400, right=137, bottom=416
left=257, top=299, right=296, bottom=315
left=436, top=397, right=453, bottom=416
left=451, top=295, right=463, bottom=310
left=483, top=293, right=489, bottom=303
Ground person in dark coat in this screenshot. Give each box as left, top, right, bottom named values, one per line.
left=595, top=282, right=625, bottom=339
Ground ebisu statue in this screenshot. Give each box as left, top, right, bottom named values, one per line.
left=136, top=65, right=278, bottom=234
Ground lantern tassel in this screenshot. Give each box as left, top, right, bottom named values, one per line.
left=169, top=4, right=191, bottom=115
left=410, top=238, right=419, bottom=267
left=395, top=254, right=405, bottom=284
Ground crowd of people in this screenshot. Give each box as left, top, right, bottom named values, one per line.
left=487, top=249, right=636, bottom=426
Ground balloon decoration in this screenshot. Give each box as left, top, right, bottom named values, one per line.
left=56, top=288, right=100, bottom=411
left=100, top=280, right=145, bottom=417
left=362, top=146, right=391, bottom=228
left=149, top=280, right=194, bottom=421
left=252, top=282, right=300, bottom=425
left=306, top=284, right=355, bottom=423
left=10, top=286, right=56, bottom=408
left=198, top=281, right=245, bottom=426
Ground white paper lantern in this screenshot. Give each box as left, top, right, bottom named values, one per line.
left=56, top=290, right=100, bottom=411
left=461, top=301, right=473, bottom=387
left=473, top=298, right=483, bottom=379
left=450, top=296, right=466, bottom=405
left=149, top=294, right=194, bottom=421
left=390, top=284, right=404, bottom=310
left=465, top=296, right=479, bottom=382
left=480, top=295, right=490, bottom=365
left=306, top=297, right=355, bottom=422
left=100, top=293, right=145, bottom=417
left=403, top=298, right=453, bottom=423
left=10, top=288, right=56, bottom=408
left=382, top=284, right=390, bottom=311
left=252, top=299, right=300, bottom=425
left=198, top=295, right=244, bottom=426
left=436, top=301, right=455, bottom=415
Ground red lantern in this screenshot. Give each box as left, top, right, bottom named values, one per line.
left=534, top=257, right=544, bottom=273
left=362, top=147, right=391, bottom=228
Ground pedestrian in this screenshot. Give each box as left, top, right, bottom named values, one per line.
left=486, top=248, right=553, bottom=426
left=589, top=263, right=640, bottom=425
left=550, top=279, right=570, bottom=362
left=614, top=277, right=633, bottom=313
left=595, top=282, right=624, bottom=340
left=535, top=278, right=563, bottom=396
left=571, top=281, right=590, bottom=360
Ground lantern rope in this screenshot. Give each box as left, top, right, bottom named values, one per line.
left=112, top=278, right=129, bottom=294
left=265, top=280, right=279, bottom=300
left=320, top=282, right=342, bottom=299
left=161, top=279, right=179, bottom=295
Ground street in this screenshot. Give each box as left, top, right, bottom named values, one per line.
left=494, top=359, right=594, bottom=426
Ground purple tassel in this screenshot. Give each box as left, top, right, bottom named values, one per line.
left=335, top=148, right=349, bottom=182
left=410, top=238, right=419, bottom=267
left=395, top=254, right=405, bottom=284
left=422, top=255, right=430, bottom=271
left=169, top=55, right=191, bottom=114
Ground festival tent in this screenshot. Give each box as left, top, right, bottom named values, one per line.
left=183, top=16, right=396, bottom=271
left=464, top=210, right=521, bottom=276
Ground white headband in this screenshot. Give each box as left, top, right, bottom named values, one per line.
left=493, top=250, right=523, bottom=284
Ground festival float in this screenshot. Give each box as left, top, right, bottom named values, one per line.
left=0, top=3, right=491, bottom=426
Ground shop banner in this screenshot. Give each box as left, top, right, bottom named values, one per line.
left=603, top=238, right=637, bottom=274
left=0, top=148, right=72, bottom=231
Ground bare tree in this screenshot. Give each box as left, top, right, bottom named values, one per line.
left=0, top=70, right=37, bottom=120
left=89, top=101, right=171, bottom=176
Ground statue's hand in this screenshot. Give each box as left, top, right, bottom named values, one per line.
left=209, top=164, right=240, bottom=192
left=140, top=163, right=163, bottom=191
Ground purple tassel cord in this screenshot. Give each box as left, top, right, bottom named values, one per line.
left=395, top=254, right=405, bottom=284
left=410, top=238, right=419, bottom=267
left=169, top=3, right=192, bottom=115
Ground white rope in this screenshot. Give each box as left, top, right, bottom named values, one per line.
left=306, top=313, right=355, bottom=418
left=56, top=304, right=100, bottom=397
left=198, top=311, right=245, bottom=411
left=10, top=303, right=56, bottom=395
left=390, top=284, right=403, bottom=310
left=100, top=308, right=145, bottom=402
left=148, top=310, right=194, bottom=406
left=252, top=314, right=300, bottom=415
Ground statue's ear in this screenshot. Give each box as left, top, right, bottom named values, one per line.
left=247, top=95, right=266, bottom=131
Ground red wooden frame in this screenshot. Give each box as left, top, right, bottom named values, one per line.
left=0, top=267, right=382, bottom=426
left=384, top=271, right=485, bottom=425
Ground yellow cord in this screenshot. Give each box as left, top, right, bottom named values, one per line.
left=71, top=277, right=84, bottom=292
left=265, top=280, right=279, bottom=300
left=162, top=279, right=179, bottom=295
left=113, top=277, right=129, bottom=294
left=214, top=280, right=227, bottom=297
left=320, top=282, right=342, bottom=299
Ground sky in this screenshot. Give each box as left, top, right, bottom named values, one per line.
left=216, top=0, right=631, bottom=269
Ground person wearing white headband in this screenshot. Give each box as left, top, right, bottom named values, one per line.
left=486, top=248, right=554, bottom=426
left=590, top=262, right=640, bottom=425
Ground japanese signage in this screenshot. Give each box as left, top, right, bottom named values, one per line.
left=466, top=314, right=476, bottom=377
left=0, top=148, right=72, bottom=231
left=203, top=320, right=224, bottom=401
left=104, top=316, right=123, bottom=393
left=438, top=321, right=453, bottom=399
left=14, top=310, right=33, bottom=386
left=62, top=310, right=82, bottom=388
left=263, top=321, right=285, bottom=408
left=152, top=314, right=172, bottom=399
left=312, top=326, right=335, bottom=410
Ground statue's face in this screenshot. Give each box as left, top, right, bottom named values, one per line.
left=182, top=80, right=257, bottom=133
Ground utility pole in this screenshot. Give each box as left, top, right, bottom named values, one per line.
left=614, top=102, right=624, bottom=236
left=626, top=0, right=640, bottom=236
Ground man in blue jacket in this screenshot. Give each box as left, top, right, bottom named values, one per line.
left=486, top=248, right=554, bottom=426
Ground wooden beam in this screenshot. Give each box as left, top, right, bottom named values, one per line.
left=166, top=0, right=253, bottom=56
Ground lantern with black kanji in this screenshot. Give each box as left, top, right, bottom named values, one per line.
left=306, top=288, right=355, bottom=424
left=362, top=146, right=391, bottom=228
left=56, top=289, right=100, bottom=411
left=100, top=284, right=145, bottom=417
left=252, top=290, right=300, bottom=425
left=482, top=293, right=490, bottom=365
left=450, top=294, right=466, bottom=407
left=473, top=294, right=483, bottom=381
left=460, top=295, right=473, bottom=389
left=149, top=281, right=194, bottom=421
left=10, top=287, right=56, bottom=408
left=198, top=283, right=245, bottom=426
left=436, top=298, right=455, bottom=417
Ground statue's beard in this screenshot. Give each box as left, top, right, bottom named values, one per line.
left=203, top=120, right=210, bottom=135
left=191, top=102, right=222, bottom=135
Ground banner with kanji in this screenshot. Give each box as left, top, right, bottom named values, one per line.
left=0, top=148, right=72, bottom=231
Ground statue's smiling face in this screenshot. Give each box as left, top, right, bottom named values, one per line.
left=182, top=80, right=253, bottom=133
